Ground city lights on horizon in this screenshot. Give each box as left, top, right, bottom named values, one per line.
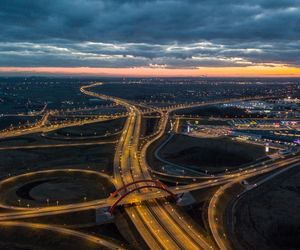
left=1, top=65, right=300, bottom=78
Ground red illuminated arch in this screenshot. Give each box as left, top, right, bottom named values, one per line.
left=109, top=183, right=176, bottom=215
left=110, top=179, right=168, bottom=197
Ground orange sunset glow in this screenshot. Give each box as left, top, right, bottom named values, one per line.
left=1, top=66, right=300, bottom=77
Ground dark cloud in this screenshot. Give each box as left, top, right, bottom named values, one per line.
left=0, top=0, right=299, bottom=68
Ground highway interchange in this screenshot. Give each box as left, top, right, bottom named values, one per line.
left=0, top=82, right=298, bottom=249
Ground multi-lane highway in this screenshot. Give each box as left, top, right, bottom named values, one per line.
left=81, top=83, right=213, bottom=249
left=0, top=152, right=298, bottom=222
left=80, top=83, right=298, bottom=250
left=0, top=82, right=297, bottom=249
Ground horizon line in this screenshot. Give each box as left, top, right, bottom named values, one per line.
left=1, top=66, right=300, bottom=78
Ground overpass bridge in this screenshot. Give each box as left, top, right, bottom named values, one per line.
left=0, top=178, right=226, bottom=222
left=0, top=153, right=293, bottom=222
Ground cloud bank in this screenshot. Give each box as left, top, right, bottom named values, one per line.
left=1, top=0, right=300, bottom=69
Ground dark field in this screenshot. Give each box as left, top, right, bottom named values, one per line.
left=0, top=172, right=114, bottom=207
left=175, top=105, right=265, bottom=118
left=0, top=77, right=111, bottom=115
left=0, top=116, right=42, bottom=130
left=234, top=167, right=300, bottom=250
left=92, top=81, right=284, bottom=104
left=0, top=226, right=110, bottom=250
left=0, top=144, right=115, bottom=178
left=46, top=117, right=125, bottom=139
left=140, top=117, right=160, bottom=137
left=180, top=118, right=229, bottom=126
left=159, top=134, right=267, bottom=172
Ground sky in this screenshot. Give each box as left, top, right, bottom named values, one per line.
left=1, top=0, right=300, bottom=77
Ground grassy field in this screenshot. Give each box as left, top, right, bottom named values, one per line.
left=191, top=119, right=229, bottom=126
left=0, top=116, right=42, bottom=130
left=159, top=134, right=267, bottom=172
left=0, top=171, right=114, bottom=207
left=0, top=226, right=109, bottom=250
left=0, top=143, right=115, bottom=178
left=50, top=117, right=125, bottom=138
left=140, top=117, right=160, bottom=137
left=178, top=118, right=229, bottom=132
left=233, top=167, right=300, bottom=250
left=175, top=105, right=265, bottom=118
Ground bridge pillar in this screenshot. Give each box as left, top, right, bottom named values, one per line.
left=176, top=192, right=196, bottom=206
left=95, top=207, right=114, bottom=224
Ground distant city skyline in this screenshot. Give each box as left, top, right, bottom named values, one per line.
left=1, top=66, right=300, bottom=77
left=1, top=0, right=300, bottom=77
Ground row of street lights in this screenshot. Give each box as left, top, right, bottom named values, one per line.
left=17, top=196, right=88, bottom=207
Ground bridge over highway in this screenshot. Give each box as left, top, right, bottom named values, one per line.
left=0, top=82, right=294, bottom=250
left=0, top=151, right=298, bottom=222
